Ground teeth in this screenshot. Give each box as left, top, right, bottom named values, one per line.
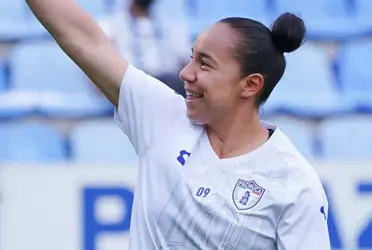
left=186, top=90, right=203, bottom=98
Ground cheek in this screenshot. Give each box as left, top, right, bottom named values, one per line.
left=210, top=79, right=236, bottom=98
left=204, top=88, right=235, bottom=112
left=199, top=72, right=237, bottom=106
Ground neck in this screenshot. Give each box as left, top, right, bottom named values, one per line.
left=206, top=108, right=269, bottom=159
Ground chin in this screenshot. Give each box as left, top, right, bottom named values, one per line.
left=186, top=111, right=205, bottom=126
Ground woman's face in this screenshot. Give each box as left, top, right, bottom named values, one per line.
left=180, top=23, right=251, bottom=125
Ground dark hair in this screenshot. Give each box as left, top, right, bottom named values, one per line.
left=134, top=0, right=154, bottom=10
left=219, top=13, right=306, bottom=106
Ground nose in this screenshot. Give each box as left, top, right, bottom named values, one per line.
left=179, top=61, right=196, bottom=84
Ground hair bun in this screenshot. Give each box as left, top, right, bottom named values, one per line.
left=270, top=12, right=306, bottom=54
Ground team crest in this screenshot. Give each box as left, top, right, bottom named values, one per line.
left=232, top=179, right=265, bottom=210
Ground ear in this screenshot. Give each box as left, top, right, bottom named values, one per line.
left=240, top=73, right=264, bottom=98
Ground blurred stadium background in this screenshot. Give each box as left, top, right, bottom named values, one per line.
left=0, top=0, right=371, bottom=250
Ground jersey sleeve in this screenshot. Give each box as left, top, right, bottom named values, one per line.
left=276, top=182, right=331, bottom=250
left=114, top=64, right=185, bottom=155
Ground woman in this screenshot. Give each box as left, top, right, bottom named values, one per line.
left=26, top=0, right=331, bottom=249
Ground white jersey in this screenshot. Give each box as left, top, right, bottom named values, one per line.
left=114, top=64, right=331, bottom=250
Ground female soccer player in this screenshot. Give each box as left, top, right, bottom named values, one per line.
left=26, top=0, right=331, bottom=249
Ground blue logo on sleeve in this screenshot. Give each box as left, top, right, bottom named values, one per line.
left=320, top=206, right=327, bottom=220
left=177, top=150, right=191, bottom=166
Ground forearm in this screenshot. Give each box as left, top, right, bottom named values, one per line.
left=26, top=0, right=105, bottom=47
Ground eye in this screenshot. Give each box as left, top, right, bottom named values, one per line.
left=200, top=59, right=209, bottom=67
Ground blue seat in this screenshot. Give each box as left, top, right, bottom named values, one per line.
left=354, top=0, right=372, bottom=20
left=273, top=0, right=348, bottom=18
left=0, top=123, right=66, bottom=163
left=187, top=0, right=270, bottom=39
left=272, top=0, right=368, bottom=41
left=105, top=0, right=126, bottom=13
left=70, top=120, right=138, bottom=164
left=0, top=58, right=7, bottom=91
left=318, top=116, right=372, bottom=160
left=8, top=41, right=112, bottom=118
left=0, top=0, right=47, bottom=41
left=336, top=41, right=372, bottom=112
left=267, top=116, right=317, bottom=159
left=152, top=0, right=192, bottom=37
left=75, top=0, right=108, bottom=18
left=0, top=0, right=26, bottom=41
left=11, top=41, right=91, bottom=93
left=153, top=0, right=189, bottom=18
left=263, top=43, right=346, bottom=118
left=352, top=0, right=372, bottom=41
left=0, top=56, right=35, bottom=119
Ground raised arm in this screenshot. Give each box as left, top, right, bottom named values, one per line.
left=25, top=0, right=128, bottom=107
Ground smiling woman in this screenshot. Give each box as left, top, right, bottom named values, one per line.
left=25, top=0, right=330, bottom=249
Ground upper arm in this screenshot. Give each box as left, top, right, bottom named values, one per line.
left=114, top=64, right=186, bottom=155
left=277, top=181, right=331, bottom=250
left=26, top=0, right=127, bottom=107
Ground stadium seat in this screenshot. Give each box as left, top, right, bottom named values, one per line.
left=0, top=0, right=47, bottom=41
left=272, top=0, right=368, bottom=41
left=105, top=0, right=128, bottom=13
left=75, top=0, right=109, bottom=18
left=226, top=0, right=269, bottom=21
left=0, top=56, right=36, bottom=119
left=262, top=43, right=346, bottom=118
left=318, top=116, right=372, bottom=160
left=0, top=0, right=27, bottom=41
left=153, top=0, right=188, bottom=18
left=152, top=0, right=191, bottom=37
left=336, top=41, right=372, bottom=113
left=273, top=0, right=348, bottom=18
left=0, top=58, right=6, bottom=91
left=0, top=123, right=66, bottom=163
left=266, top=116, right=317, bottom=159
left=70, top=120, right=138, bottom=164
left=354, top=0, right=372, bottom=20
left=11, top=41, right=91, bottom=93
left=187, top=0, right=270, bottom=40
left=8, top=41, right=112, bottom=118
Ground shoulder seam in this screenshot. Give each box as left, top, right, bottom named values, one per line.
left=271, top=144, right=290, bottom=234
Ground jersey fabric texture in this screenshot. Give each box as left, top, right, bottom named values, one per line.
left=114, top=64, right=331, bottom=250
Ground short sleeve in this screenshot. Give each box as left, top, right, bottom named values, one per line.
left=276, top=182, right=331, bottom=250
left=114, top=64, right=185, bottom=155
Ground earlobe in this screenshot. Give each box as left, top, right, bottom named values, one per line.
left=241, top=73, right=264, bottom=98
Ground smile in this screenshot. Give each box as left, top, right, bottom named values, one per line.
left=186, top=90, right=203, bottom=98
